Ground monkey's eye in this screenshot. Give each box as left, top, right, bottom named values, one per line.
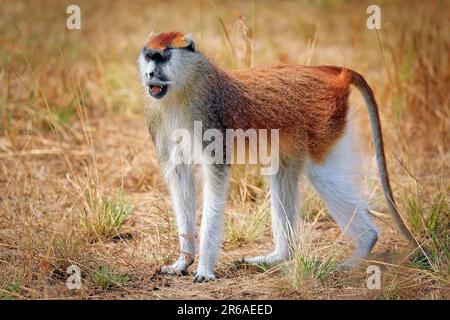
left=151, top=52, right=165, bottom=62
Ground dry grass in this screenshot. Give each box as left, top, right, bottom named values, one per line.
left=225, top=168, right=270, bottom=245
left=284, top=222, right=341, bottom=288
left=0, top=0, right=448, bottom=299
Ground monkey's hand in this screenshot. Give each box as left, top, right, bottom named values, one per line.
left=192, top=266, right=216, bottom=282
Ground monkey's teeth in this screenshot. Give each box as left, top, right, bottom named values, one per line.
left=150, top=85, right=163, bottom=95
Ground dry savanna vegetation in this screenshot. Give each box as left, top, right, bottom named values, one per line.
left=0, top=0, right=448, bottom=300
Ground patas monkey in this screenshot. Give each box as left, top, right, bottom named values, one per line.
left=138, top=32, right=418, bottom=282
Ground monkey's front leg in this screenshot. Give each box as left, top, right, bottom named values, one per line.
left=193, top=164, right=230, bottom=282
left=160, top=164, right=196, bottom=275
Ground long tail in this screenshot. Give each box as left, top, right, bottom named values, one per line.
left=349, top=70, right=419, bottom=249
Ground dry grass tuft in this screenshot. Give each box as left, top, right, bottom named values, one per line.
left=225, top=168, right=270, bottom=245
left=91, top=266, right=130, bottom=290
left=285, top=222, right=341, bottom=288
left=79, top=188, right=133, bottom=243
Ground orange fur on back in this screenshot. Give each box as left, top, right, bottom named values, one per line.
left=218, top=64, right=352, bottom=162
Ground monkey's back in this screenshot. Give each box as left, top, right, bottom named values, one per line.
left=224, top=64, right=352, bottom=162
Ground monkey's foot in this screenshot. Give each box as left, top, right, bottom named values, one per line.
left=336, top=257, right=362, bottom=271
left=244, top=252, right=288, bottom=266
left=337, top=229, right=378, bottom=270
left=192, top=266, right=216, bottom=282
left=337, top=253, right=370, bottom=271
left=159, top=257, right=192, bottom=276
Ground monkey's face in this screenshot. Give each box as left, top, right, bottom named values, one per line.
left=138, top=32, right=196, bottom=100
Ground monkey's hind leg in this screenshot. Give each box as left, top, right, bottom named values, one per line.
left=245, top=160, right=303, bottom=266
left=307, top=131, right=378, bottom=269
left=159, top=164, right=196, bottom=276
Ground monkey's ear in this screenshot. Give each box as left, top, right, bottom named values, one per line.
left=184, top=34, right=195, bottom=52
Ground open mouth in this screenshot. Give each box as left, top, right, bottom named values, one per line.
left=148, top=84, right=168, bottom=99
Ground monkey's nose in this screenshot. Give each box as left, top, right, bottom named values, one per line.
left=146, top=71, right=155, bottom=78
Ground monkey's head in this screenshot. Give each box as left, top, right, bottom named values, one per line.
left=138, top=31, right=200, bottom=100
